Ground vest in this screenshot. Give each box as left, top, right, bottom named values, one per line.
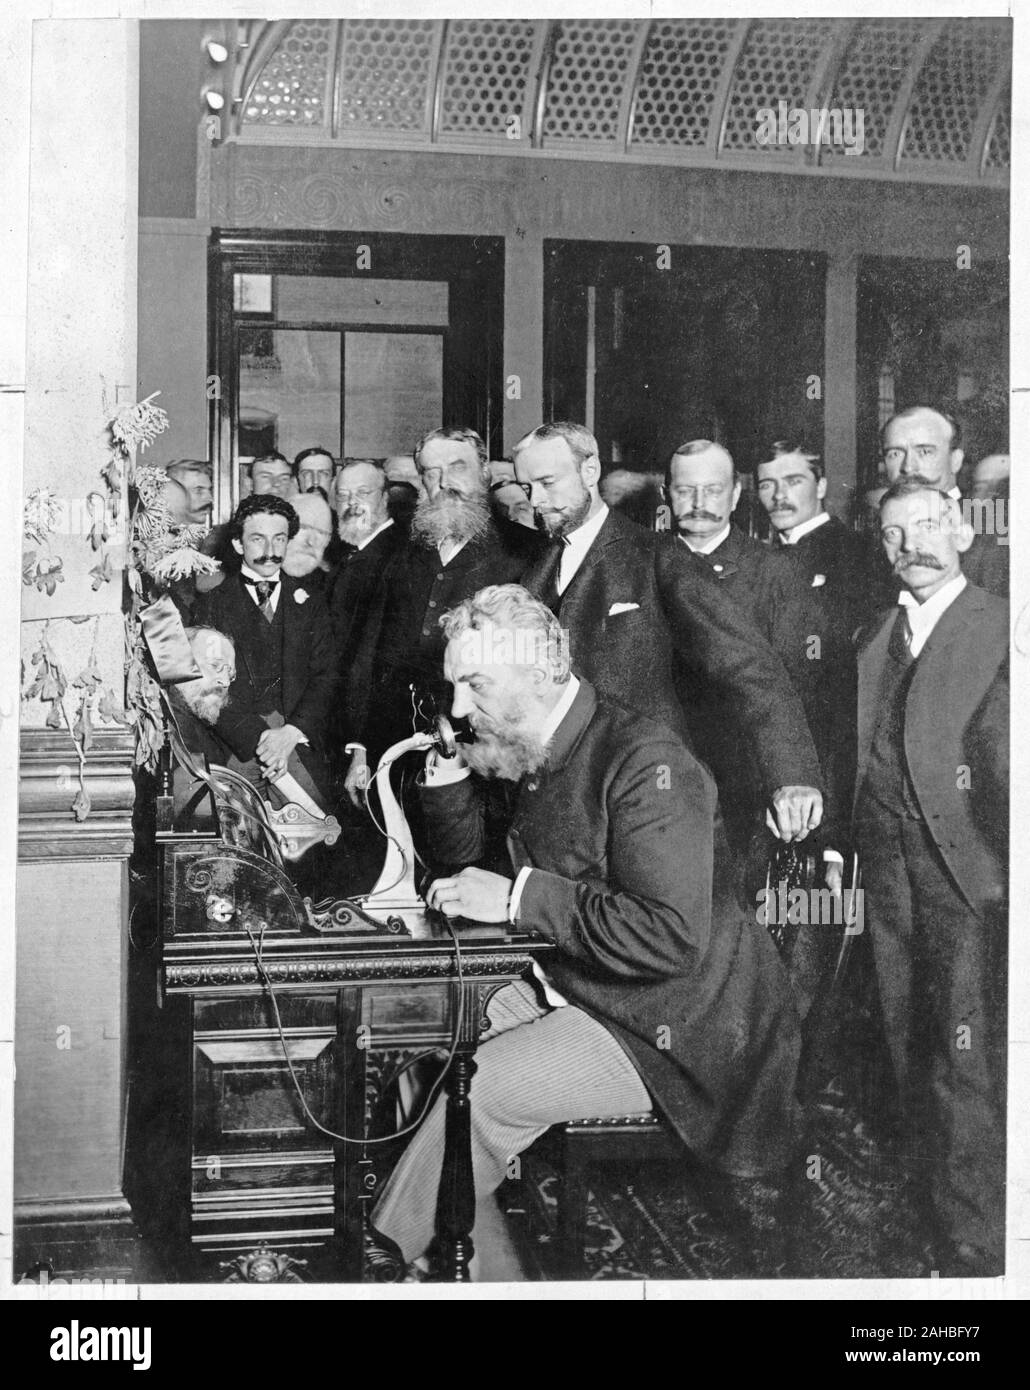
left=858, top=611, right=922, bottom=820
left=246, top=592, right=286, bottom=718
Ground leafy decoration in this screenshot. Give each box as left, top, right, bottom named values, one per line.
left=111, top=391, right=168, bottom=456
left=34, top=558, right=65, bottom=596
left=89, top=553, right=113, bottom=590
left=24, top=488, right=62, bottom=547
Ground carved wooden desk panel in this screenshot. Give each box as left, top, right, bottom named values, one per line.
left=158, top=836, right=552, bottom=1282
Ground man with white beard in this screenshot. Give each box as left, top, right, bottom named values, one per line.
left=323, top=461, right=404, bottom=795
left=367, top=584, right=801, bottom=1278
left=164, top=626, right=237, bottom=826
left=282, top=492, right=335, bottom=593
left=343, top=428, right=544, bottom=805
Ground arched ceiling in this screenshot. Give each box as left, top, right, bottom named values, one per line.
left=206, top=16, right=1010, bottom=186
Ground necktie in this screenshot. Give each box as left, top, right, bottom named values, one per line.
left=537, top=544, right=565, bottom=616
left=257, top=581, right=275, bottom=622
left=889, top=605, right=915, bottom=665
left=242, top=574, right=278, bottom=621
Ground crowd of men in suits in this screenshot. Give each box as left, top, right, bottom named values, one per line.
left=158, top=407, right=1009, bottom=1279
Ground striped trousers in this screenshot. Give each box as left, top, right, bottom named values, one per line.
left=371, top=977, right=653, bottom=1264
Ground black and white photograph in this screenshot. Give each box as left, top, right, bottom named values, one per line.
left=2, top=2, right=1025, bottom=1317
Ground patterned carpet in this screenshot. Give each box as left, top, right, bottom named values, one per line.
left=501, top=1077, right=934, bottom=1281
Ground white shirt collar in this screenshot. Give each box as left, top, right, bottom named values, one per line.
left=777, top=510, right=831, bottom=545
left=356, top=517, right=394, bottom=552
left=540, top=674, right=581, bottom=748
left=558, top=503, right=609, bottom=592
left=240, top=562, right=281, bottom=611
left=947, top=485, right=962, bottom=500
left=897, top=573, right=967, bottom=657
left=438, top=536, right=469, bottom=567
left=680, top=523, right=731, bottom=556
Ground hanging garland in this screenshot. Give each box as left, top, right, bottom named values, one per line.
left=21, top=392, right=221, bottom=817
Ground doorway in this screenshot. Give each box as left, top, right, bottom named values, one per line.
left=209, top=230, right=504, bottom=515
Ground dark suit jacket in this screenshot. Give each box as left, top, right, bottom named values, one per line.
left=961, top=528, right=1009, bottom=599
left=351, top=519, right=545, bottom=758
left=685, top=525, right=798, bottom=635
left=680, top=528, right=805, bottom=846
left=166, top=698, right=231, bottom=829
left=855, top=583, right=1008, bottom=919
left=193, top=571, right=338, bottom=762
left=421, top=681, right=802, bottom=1176
left=520, top=509, right=822, bottom=797
left=768, top=515, right=864, bottom=842
left=326, top=522, right=406, bottom=674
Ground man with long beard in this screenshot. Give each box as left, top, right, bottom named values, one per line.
left=343, top=428, right=543, bottom=805
left=368, top=584, right=801, bottom=1278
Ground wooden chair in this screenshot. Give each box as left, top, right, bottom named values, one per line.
left=535, top=844, right=861, bottom=1275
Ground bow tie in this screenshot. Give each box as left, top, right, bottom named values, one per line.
left=241, top=574, right=280, bottom=590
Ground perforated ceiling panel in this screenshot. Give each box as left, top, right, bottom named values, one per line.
left=336, top=19, right=435, bottom=133
left=821, top=18, right=927, bottom=162
left=901, top=19, right=1007, bottom=165
left=231, top=17, right=1010, bottom=186
left=631, top=19, right=737, bottom=148
left=243, top=19, right=332, bottom=126
left=543, top=18, right=638, bottom=144
left=439, top=19, right=537, bottom=137
left=984, top=85, right=1010, bottom=171
left=721, top=18, right=835, bottom=152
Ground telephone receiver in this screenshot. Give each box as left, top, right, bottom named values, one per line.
left=432, top=713, right=474, bottom=759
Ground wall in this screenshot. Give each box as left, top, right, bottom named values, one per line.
left=12, top=16, right=139, bottom=1274
left=138, top=219, right=209, bottom=465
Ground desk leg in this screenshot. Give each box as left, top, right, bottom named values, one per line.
left=434, top=1040, right=478, bottom=1281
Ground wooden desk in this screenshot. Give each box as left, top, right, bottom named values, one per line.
left=157, top=835, right=552, bottom=1282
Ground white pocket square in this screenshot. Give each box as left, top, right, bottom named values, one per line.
left=608, top=602, right=640, bottom=616
left=811, top=574, right=826, bottom=588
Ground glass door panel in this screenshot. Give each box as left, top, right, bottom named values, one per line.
left=343, top=331, right=443, bottom=457
left=237, top=328, right=341, bottom=463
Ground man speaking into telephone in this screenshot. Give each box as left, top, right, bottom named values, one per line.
left=370, top=584, right=802, bottom=1274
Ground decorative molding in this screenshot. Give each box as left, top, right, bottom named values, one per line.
left=211, top=146, right=1008, bottom=262
left=165, top=949, right=542, bottom=992
left=19, top=728, right=136, bottom=862
left=15, top=1192, right=133, bottom=1225
left=13, top=1191, right=137, bottom=1282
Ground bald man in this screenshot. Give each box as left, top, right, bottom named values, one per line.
left=327, top=459, right=405, bottom=677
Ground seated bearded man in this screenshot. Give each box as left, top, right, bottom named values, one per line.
left=369, top=584, right=802, bottom=1277
left=164, top=625, right=236, bottom=828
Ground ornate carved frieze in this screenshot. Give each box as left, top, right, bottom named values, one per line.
left=208, top=144, right=1008, bottom=261
left=225, top=159, right=499, bottom=234
left=165, top=950, right=538, bottom=992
